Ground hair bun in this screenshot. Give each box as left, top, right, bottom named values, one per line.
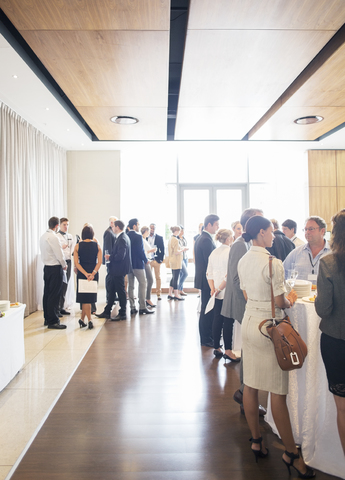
left=242, top=232, right=252, bottom=242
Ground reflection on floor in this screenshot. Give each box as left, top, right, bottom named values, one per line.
left=0, top=291, right=107, bottom=480
left=1, top=292, right=338, bottom=480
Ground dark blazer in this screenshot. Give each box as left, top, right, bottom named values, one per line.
left=194, top=231, right=216, bottom=290
left=150, top=233, right=165, bottom=263
left=127, top=230, right=147, bottom=270
left=108, top=232, right=131, bottom=276
left=267, top=230, right=295, bottom=261
left=102, top=226, right=116, bottom=265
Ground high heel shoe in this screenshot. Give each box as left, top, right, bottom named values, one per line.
left=88, top=320, right=94, bottom=330
left=174, top=296, right=185, bottom=301
left=213, top=349, right=223, bottom=358
left=223, top=353, right=240, bottom=362
left=282, top=451, right=315, bottom=478
left=250, top=437, right=269, bottom=463
left=78, top=319, right=87, bottom=328
left=167, top=295, right=174, bottom=300
left=146, top=301, right=156, bottom=308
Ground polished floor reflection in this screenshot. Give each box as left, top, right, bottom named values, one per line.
left=2, top=293, right=339, bottom=480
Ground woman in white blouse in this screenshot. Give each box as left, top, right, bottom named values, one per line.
left=206, top=229, right=239, bottom=360
left=141, top=226, right=157, bottom=308
left=237, top=216, right=313, bottom=478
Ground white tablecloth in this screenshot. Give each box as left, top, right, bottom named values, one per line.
left=265, top=300, right=345, bottom=479
left=0, top=304, right=26, bottom=391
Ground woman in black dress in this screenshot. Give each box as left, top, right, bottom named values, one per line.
left=74, top=224, right=102, bottom=329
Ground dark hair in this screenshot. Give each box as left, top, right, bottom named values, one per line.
left=204, top=214, right=219, bottom=228
left=128, top=218, right=139, bottom=229
left=82, top=225, right=94, bottom=240
left=330, top=210, right=345, bottom=276
left=242, top=216, right=271, bottom=242
left=60, top=217, right=68, bottom=224
left=282, top=219, right=297, bottom=233
left=240, top=208, right=263, bottom=229
left=115, top=220, right=125, bottom=231
left=48, top=216, right=59, bottom=229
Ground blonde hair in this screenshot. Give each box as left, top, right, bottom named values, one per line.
left=170, top=225, right=180, bottom=234
left=215, top=229, right=233, bottom=244
left=271, top=218, right=280, bottom=230
left=231, top=221, right=240, bottom=230
left=141, top=226, right=149, bottom=235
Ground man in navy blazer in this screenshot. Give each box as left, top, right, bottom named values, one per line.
left=194, top=214, right=220, bottom=346
left=96, top=220, right=131, bottom=320
left=127, top=218, right=154, bottom=315
left=148, top=223, right=165, bottom=300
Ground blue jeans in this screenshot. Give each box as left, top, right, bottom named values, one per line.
left=178, top=259, right=188, bottom=291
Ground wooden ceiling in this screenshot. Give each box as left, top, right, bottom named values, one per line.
left=1, top=0, right=345, bottom=142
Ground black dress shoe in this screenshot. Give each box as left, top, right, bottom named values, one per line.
left=167, top=295, right=174, bottom=300
left=48, top=323, right=66, bottom=329
left=58, top=313, right=63, bottom=318
left=95, top=312, right=110, bottom=319
left=130, top=308, right=138, bottom=315
left=60, top=309, right=70, bottom=315
left=223, top=353, right=240, bottom=362
left=139, top=308, right=154, bottom=315
left=174, top=297, right=185, bottom=301
left=213, top=349, right=223, bottom=358
left=112, top=314, right=127, bottom=321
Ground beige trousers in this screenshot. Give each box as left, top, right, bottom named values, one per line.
left=150, top=260, right=162, bottom=296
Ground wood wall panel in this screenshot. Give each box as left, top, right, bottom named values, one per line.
left=336, top=151, right=345, bottom=186
left=309, top=186, right=337, bottom=229
left=337, top=187, right=345, bottom=211
left=308, top=150, right=336, bottom=186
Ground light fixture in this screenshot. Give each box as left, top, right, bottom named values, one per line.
left=294, top=115, right=323, bottom=125
left=12, top=74, right=18, bottom=79
left=110, top=116, right=139, bottom=125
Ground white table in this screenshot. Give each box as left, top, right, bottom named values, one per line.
left=265, top=300, right=345, bottom=479
left=0, top=303, right=26, bottom=391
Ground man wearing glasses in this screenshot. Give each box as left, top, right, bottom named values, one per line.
left=283, top=216, right=330, bottom=284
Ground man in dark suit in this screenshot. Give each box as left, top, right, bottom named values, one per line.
left=96, top=220, right=131, bottom=320
left=194, top=214, right=220, bottom=346
left=127, top=218, right=154, bottom=315
left=148, top=223, right=165, bottom=300
left=102, top=216, right=117, bottom=304
left=267, top=218, right=295, bottom=261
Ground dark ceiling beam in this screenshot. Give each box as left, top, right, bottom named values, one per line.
left=243, top=21, right=345, bottom=141
left=0, top=8, right=97, bottom=142
left=167, top=0, right=190, bottom=141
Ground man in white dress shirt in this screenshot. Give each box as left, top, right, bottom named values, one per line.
left=57, top=217, right=74, bottom=316
left=40, top=217, right=67, bottom=329
left=281, top=219, right=305, bottom=246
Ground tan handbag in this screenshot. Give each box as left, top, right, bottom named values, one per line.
left=258, top=256, right=308, bottom=371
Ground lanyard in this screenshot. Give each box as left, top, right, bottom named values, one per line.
left=308, top=253, right=320, bottom=274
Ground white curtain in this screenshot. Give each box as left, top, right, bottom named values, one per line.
left=0, top=102, right=67, bottom=315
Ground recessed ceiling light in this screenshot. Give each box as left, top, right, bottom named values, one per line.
left=110, top=116, right=139, bottom=125
left=45, top=107, right=49, bottom=111
left=12, top=74, right=18, bottom=79
left=294, top=115, right=323, bottom=125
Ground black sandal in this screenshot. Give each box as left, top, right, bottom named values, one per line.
left=250, top=437, right=269, bottom=463
left=282, top=451, right=315, bottom=478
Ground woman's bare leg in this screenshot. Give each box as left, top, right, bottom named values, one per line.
left=243, top=385, right=267, bottom=452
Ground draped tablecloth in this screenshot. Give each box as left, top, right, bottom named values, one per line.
left=265, top=300, right=345, bottom=479
left=0, top=303, right=26, bottom=391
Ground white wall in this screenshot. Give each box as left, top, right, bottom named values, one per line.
left=67, top=150, right=121, bottom=287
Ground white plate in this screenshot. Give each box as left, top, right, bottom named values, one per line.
left=302, top=297, right=316, bottom=303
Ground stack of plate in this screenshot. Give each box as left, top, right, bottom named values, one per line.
left=291, top=280, right=312, bottom=298
left=0, top=300, right=10, bottom=311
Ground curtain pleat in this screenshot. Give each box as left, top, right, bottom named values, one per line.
left=0, top=102, right=67, bottom=315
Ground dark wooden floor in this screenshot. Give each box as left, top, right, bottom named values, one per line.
left=12, top=295, right=339, bottom=480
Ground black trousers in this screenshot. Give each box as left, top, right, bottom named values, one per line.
left=59, top=259, right=71, bottom=311
left=104, top=274, right=127, bottom=316
left=199, top=287, right=214, bottom=345
left=212, top=299, right=235, bottom=349
left=43, top=265, right=63, bottom=325
left=170, top=268, right=181, bottom=290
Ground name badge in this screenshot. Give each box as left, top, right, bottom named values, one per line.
left=308, top=274, right=317, bottom=282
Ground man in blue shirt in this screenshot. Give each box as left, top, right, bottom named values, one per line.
left=283, top=216, right=330, bottom=284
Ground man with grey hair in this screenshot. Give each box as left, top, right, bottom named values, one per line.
left=284, top=215, right=330, bottom=283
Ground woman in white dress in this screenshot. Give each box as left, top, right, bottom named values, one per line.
left=238, top=216, right=314, bottom=478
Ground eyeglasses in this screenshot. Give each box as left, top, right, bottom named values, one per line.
left=302, top=227, right=320, bottom=232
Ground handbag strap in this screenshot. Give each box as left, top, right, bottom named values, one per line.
left=269, top=256, right=276, bottom=320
